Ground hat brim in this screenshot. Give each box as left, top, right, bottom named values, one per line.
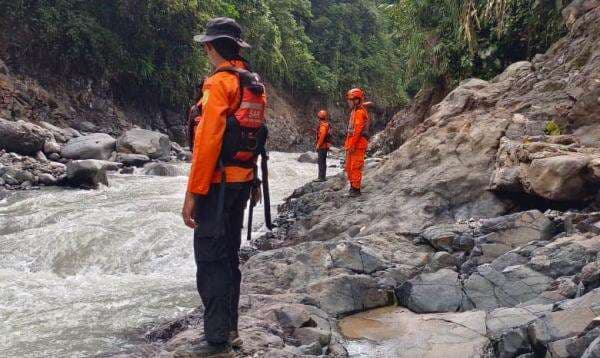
left=193, top=34, right=251, bottom=48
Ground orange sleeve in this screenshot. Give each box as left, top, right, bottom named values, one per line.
left=345, top=110, right=367, bottom=150
left=186, top=78, right=230, bottom=195
left=316, top=123, right=327, bottom=148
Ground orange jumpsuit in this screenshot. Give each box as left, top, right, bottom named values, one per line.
left=187, top=60, right=257, bottom=195
left=344, top=106, right=369, bottom=190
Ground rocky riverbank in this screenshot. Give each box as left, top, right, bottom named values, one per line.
left=127, top=3, right=600, bottom=357
left=0, top=117, right=190, bottom=191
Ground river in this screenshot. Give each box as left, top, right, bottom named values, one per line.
left=0, top=152, right=334, bottom=357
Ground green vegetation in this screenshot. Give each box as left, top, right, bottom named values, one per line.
left=0, top=0, right=567, bottom=112
left=389, top=0, right=566, bottom=96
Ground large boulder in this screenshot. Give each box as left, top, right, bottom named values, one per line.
left=37, top=121, right=80, bottom=143
left=0, top=118, right=47, bottom=155
left=116, top=129, right=170, bottom=159
left=61, top=133, right=116, bottom=160
left=396, top=268, right=469, bottom=313
left=142, top=162, right=181, bottom=176
left=522, top=155, right=593, bottom=202
left=65, top=160, right=109, bottom=189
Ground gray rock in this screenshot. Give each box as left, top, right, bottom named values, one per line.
left=558, top=288, right=600, bottom=311
left=329, top=241, right=387, bottom=274
left=528, top=307, right=596, bottom=349
left=396, top=268, right=469, bottom=313
left=115, top=153, right=150, bottom=167
left=298, top=342, right=322, bottom=355
left=0, top=118, right=47, bottom=155
left=491, top=252, right=529, bottom=272
left=97, top=161, right=122, bottom=172
left=66, top=160, right=109, bottom=189
left=1, top=167, right=35, bottom=185
left=463, top=264, right=552, bottom=310
left=581, top=261, right=600, bottom=287
left=473, top=210, right=554, bottom=263
left=142, top=162, right=181, bottom=176
left=120, top=167, right=135, bottom=174
left=522, top=155, right=592, bottom=202
left=35, top=151, right=47, bottom=162
left=43, top=141, right=62, bottom=155
left=529, top=234, right=598, bottom=278
left=116, top=128, right=170, bottom=159
left=77, top=121, right=97, bottom=132
left=297, top=151, right=318, bottom=164
left=38, top=122, right=69, bottom=143
left=61, top=133, right=116, bottom=160
left=421, top=223, right=472, bottom=252
left=486, top=305, right=552, bottom=338
left=429, top=251, right=456, bottom=271
left=582, top=336, right=600, bottom=358
left=48, top=153, right=61, bottom=161
left=294, top=326, right=331, bottom=347
left=306, top=274, right=389, bottom=317
left=38, top=173, right=57, bottom=186
left=496, top=328, right=532, bottom=358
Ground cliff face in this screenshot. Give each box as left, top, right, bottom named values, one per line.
left=0, top=61, right=319, bottom=151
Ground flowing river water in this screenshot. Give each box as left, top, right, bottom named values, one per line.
left=0, top=152, right=332, bottom=357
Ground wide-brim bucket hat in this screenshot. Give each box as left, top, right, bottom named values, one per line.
left=194, top=17, right=251, bottom=48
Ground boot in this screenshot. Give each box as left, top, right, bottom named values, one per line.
left=230, top=330, right=243, bottom=348
left=314, top=177, right=326, bottom=182
left=178, top=342, right=233, bottom=358
left=348, top=187, right=361, bottom=197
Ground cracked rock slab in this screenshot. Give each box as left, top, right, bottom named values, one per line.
left=395, top=268, right=470, bottom=313
left=340, top=306, right=490, bottom=358
left=463, top=264, right=552, bottom=310
left=305, top=274, right=390, bottom=317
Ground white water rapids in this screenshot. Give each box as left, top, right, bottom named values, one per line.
left=0, top=152, right=335, bottom=357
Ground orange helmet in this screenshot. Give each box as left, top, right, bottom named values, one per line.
left=346, top=88, right=365, bottom=101
left=317, top=110, right=328, bottom=119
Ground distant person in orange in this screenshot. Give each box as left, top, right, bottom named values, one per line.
left=315, top=110, right=331, bottom=182
left=344, top=88, right=370, bottom=197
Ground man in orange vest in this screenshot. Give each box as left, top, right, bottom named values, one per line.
left=344, top=88, right=370, bottom=197
left=182, top=17, right=260, bottom=356
left=315, top=110, right=331, bottom=182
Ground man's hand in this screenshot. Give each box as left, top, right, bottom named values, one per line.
left=182, top=191, right=197, bottom=229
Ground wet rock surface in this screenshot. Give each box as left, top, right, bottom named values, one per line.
left=61, top=133, right=117, bottom=160
left=116, top=128, right=171, bottom=160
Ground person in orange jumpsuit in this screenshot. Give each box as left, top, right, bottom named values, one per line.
left=181, top=17, right=259, bottom=356
left=344, top=88, right=370, bottom=197
left=315, top=110, right=331, bottom=182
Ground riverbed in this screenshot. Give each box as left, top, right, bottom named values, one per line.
left=0, top=152, right=336, bottom=357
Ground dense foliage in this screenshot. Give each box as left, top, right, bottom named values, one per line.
left=390, top=0, right=567, bottom=96
left=0, top=0, right=567, bottom=111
